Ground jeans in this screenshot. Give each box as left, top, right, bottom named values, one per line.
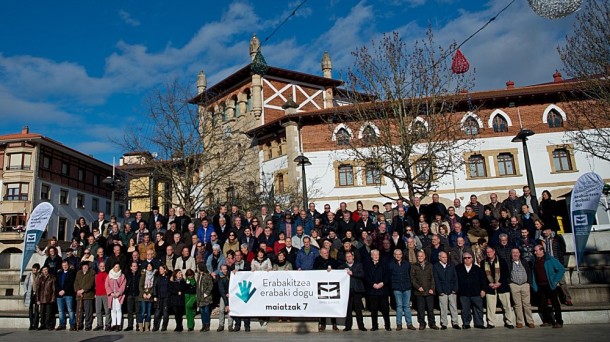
left=57, top=296, right=75, bottom=327
left=393, top=290, right=413, bottom=325
left=140, top=301, right=152, bottom=322
left=200, top=305, right=211, bottom=325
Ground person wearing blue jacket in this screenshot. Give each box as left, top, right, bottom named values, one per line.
left=532, top=244, right=565, bottom=328
left=295, top=237, right=319, bottom=270
left=433, top=252, right=460, bottom=330
left=388, top=249, right=415, bottom=330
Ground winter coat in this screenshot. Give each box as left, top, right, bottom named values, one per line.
left=531, top=254, right=565, bottom=292
left=196, top=273, right=214, bottom=307
left=388, top=260, right=412, bottom=292
left=55, top=269, right=76, bottom=297
left=73, top=269, right=96, bottom=300
left=105, top=273, right=127, bottom=308
left=24, top=271, right=39, bottom=306
left=138, top=271, right=156, bottom=302
left=36, top=274, right=56, bottom=304
left=411, top=261, right=435, bottom=296
left=168, top=278, right=185, bottom=307
left=432, top=262, right=458, bottom=294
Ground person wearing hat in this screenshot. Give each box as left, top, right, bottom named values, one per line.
left=74, top=261, right=95, bottom=331
left=148, top=205, right=166, bottom=233
left=205, top=244, right=226, bottom=279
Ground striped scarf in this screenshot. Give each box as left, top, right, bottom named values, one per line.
left=484, top=258, right=501, bottom=284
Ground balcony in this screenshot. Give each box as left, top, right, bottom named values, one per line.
left=5, top=166, right=31, bottom=171
left=2, top=195, right=29, bottom=201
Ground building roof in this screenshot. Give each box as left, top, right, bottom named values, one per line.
left=189, top=64, right=344, bottom=105
left=0, top=130, right=112, bottom=170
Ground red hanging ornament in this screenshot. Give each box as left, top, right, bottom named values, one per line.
left=451, top=49, right=470, bottom=74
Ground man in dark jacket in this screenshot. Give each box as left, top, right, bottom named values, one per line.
left=314, top=248, right=340, bottom=331
left=388, top=249, right=415, bottom=330
left=364, top=250, right=391, bottom=331
left=124, top=261, right=141, bottom=331
left=411, top=250, right=438, bottom=330
left=433, top=252, right=460, bottom=330
left=74, top=262, right=95, bottom=331
left=456, top=251, right=486, bottom=329
left=483, top=246, right=515, bottom=329
left=152, top=265, right=171, bottom=331
left=340, top=251, right=366, bottom=331
left=37, top=266, right=56, bottom=331
left=55, top=260, right=76, bottom=330
left=532, top=244, right=565, bottom=328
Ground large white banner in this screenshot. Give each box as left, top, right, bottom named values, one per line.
left=228, top=270, right=350, bottom=317
left=570, top=172, right=604, bottom=269
left=20, top=202, right=54, bottom=279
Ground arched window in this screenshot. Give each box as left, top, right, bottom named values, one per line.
left=468, top=154, right=486, bottom=177
left=337, top=128, right=351, bottom=146
left=232, top=95, right=240, bottom=117
left=548, top=110, right=563, bottom=128
left=464, top=117, right=479, bottom=135
left=492, top=115, right=508, bottom=133
left=553, top=148, right=573, bottom=171
left=362, top=125, right=377, bottom=144
left=497, top=153, right=515, bottom=175
left=220, top=105, right=227, bottom=122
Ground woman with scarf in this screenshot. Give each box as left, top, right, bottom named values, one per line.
left=196, top=264, right=214, bottom=331
left=169, top=270, right=186, bottom=332
left=138, top=263, right=156, bottom=332
left=105, top=263, right=126, bottom=331
left=184, top=269, right=197, bottom=331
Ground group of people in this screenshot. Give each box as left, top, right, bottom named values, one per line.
left=24, top=186, right=569, bottom=332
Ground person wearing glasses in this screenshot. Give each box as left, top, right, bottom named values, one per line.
left=455, top=251, right=486, bottom=329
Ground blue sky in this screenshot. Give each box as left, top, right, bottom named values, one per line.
left=0, top=0, right=576, bottom=163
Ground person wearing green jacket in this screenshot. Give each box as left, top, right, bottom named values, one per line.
left=184, top=269, right=198, bottom=331
left=196, top=264, right=214, bottom=332
left=531, top=244, right=565, bottom=328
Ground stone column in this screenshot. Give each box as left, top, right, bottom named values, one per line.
left=282, top=121, right=301, bottom=188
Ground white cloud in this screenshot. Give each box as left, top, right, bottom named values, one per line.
left=119, top=9, right=141, bottom=27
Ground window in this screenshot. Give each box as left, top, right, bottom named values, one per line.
left=548, top=110, right=564, bottom=128
left=415, top=159, right=432, bottom=182
left=468, top=154, right=487, bottom=177
left=3, top=214, right=27, bottom=228
left=492, top=115, right=508, bottom=132
left=365, top=163, right=381, bottom=185
left=93, top=174, right=100, bottom=187
left=497, top=153, right=516, bottom=176
left=42, top=155, right=51, bottom=169
left=60, top=189, right=69, bottom=205
left=337, top=128, right=351, bottom=146
left=105, top=201, right=112, bottom=215
left=277, top=140, right=283, bottom=156
left=41, top=184, right=50, bottom=200
left=277, top=174, right=285, bottom=193
left=58, top=218, right=67, bottom=241
left=7, top=153, right=32, bottom=170
left=338, top=165, right=354, bottom=186
left=362, top=126, right=377, bottom=144
left=77, top=194, right=85, bottom=208
left=553, top=148, right=573, bottom=171
left=61, top=162, right=69, bottom=176
left=118, top=204, right=125, bottom=218
left=5, top=183, right=29, bottom=201
left=463, top=117, right=479, bottom=135
left=78, top=168, right=85, bottom=181
left=92, top=198, right=99, bottom=211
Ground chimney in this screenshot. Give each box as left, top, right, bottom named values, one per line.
left=21, top=126, right=29, bottom=134
left=321, top=51, right=332, bottom=78
left=196, top=70, right=207, bottom=94
left=553, top=70, right=563, bottom=83
left=506, top=80, right=515, bottom=90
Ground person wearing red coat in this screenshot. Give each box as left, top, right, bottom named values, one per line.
left=105, top=263, right=127, bottom=331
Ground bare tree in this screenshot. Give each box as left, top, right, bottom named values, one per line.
left=559, top=0, right=610, bottom=162
left=334, top=30, right=476, bottom=202
left=120, top=80, right=249, bottom=215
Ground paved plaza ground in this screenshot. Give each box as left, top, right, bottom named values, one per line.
left=1, top=324, right=609, bottom=342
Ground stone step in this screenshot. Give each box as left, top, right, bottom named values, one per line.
left=0, top=281, right=21, bottom=296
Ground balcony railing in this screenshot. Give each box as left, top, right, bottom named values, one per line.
left=5, top=166, right=31, bottom=171
left=3, top=195, right=29, bottom=201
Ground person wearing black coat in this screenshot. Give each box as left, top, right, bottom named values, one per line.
left=388, top=249, right=415, bottom=330
left=482, top=246, right=515, bottom=329
left=123, top=261, right=141, bottom=331
left=152, top=265, right=171, bottom=331
left=314, top=248, right=340, bottom=331
left=456, top=251, right=486, bottom=329
left=340, top=252, right=366, bottom=331
left=364, top=250, right=391, bottom=331
left=168, top=270, right=186, bottom=332
left=55, top=261, right=76, bottom=330
left=433, top=252, right=460, bottom=329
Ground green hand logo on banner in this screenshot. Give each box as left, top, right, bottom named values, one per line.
left=236, top=280, right=256, bottom=303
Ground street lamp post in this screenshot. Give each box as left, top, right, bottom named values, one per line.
left=511, top=129, right=536, bottom=198
left=102, top=158, right=121, bottom=217
left=294, top=155, right=312, bottom=210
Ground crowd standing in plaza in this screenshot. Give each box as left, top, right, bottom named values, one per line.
left=24, top=185, right=570, bottom=333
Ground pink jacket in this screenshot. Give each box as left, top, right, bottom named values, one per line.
left=105, top=274, right=126, bottom=308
